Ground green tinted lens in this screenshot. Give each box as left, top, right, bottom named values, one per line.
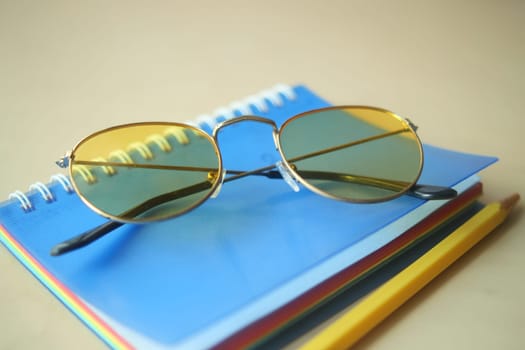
left=278, top=107, right=423, bottom=202
left=70, top=123, right=221, bottom=222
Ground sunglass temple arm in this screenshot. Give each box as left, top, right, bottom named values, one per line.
left=50, top=166, right=455, bottom=256
left=51, top=125, right=455, bottom=256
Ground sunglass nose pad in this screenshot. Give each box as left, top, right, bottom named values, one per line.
left=276, top=161, right=300, bottom=192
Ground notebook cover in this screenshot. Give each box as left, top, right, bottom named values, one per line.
left=0, top=84, right=497, bottom=349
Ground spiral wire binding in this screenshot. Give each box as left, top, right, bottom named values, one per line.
left=7, top=84, right=297, bottom=212
left=191, top=83, right=295, bottom=129
left=50, top=174, right=74, bottom=193
left=28, top=182, right=55, bottom=202
left=8, top=175, right=73, bottom=212
left=8, top=191, right=33, bottom=212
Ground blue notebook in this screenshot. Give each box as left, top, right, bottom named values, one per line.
left=0, top=84, right=497, bottom=349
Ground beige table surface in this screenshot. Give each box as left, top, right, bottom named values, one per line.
left=1, top=1, right=523, bottom=349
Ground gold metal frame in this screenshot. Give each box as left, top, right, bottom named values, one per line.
left=52, top=106, right=435, bottom=256
left=66, top=121, right=224, bottom=224
left=276, top=106, right=424, bottom=203
left=65, top=107, right=425, bottom=221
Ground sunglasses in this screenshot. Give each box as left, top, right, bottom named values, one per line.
left=51, top=106, right=456, bottom=256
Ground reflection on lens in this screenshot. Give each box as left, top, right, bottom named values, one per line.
left=70, top=123, right=221, bottom=222
left=278, top=107, right=423, bottom=202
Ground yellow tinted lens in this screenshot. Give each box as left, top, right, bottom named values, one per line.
left=279, top=107, right=423, bottom=202
left=70, top=123, right=221, bottom=222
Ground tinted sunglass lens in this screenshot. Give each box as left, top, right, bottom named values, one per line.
left=70, top=123, right=221, bottom=222
left=278, top=107, right=423, bottom=202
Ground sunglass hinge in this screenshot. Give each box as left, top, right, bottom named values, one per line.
left=405, top=118, right=418, bottom=132
left=56, top=152, right=71, bottom=168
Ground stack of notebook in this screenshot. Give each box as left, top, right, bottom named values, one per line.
left=0, top=84, right=496, bottom=349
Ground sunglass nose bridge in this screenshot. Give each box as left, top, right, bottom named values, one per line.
left=212, top=115, right=279, bottom=142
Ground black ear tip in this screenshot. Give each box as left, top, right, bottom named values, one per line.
left=411, top=185, right=458, bottom=200
left=50, top=244, right=66, bottom=256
